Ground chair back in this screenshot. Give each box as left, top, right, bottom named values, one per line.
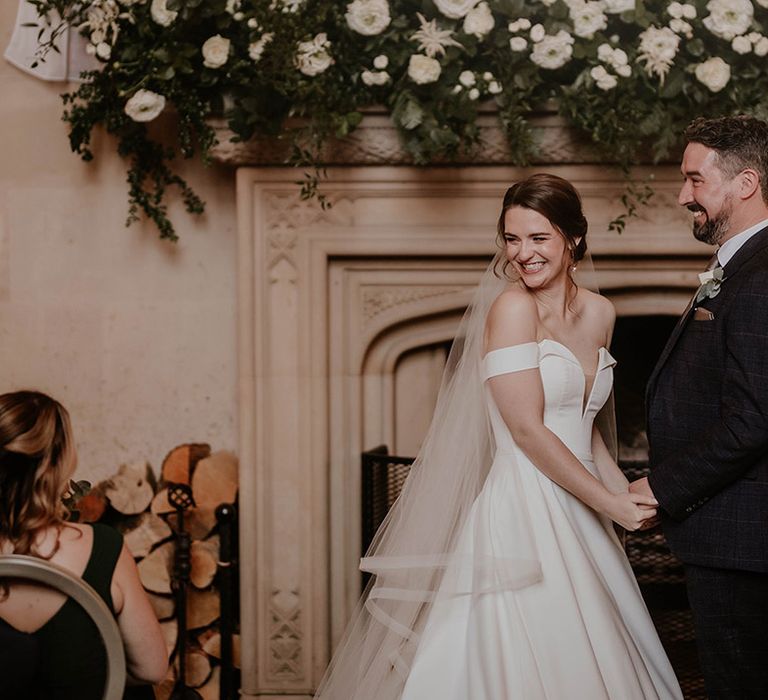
left=0, top=554, right=126, bottom=700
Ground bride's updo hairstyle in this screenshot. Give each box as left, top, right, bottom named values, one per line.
left=0, top=391, right=75, bottom=556
left=495, top=173, right=588, bottom=278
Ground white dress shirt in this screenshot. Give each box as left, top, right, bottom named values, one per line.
left=716, top=218, right=768, bottom=267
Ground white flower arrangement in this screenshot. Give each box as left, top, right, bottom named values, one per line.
left=29, top=0, right=768, bottom=240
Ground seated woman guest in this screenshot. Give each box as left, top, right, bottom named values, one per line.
left=0, top=390, right=168, bottom=699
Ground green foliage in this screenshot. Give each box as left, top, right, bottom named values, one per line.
left=29, top=0, right=768, bottom=239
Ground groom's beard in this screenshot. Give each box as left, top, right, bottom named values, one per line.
left=690, top=196, right=732, bottom=246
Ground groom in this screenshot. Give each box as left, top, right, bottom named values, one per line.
left=634, top=115, right=768, bottom=699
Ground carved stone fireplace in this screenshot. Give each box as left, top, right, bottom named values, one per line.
left=214, top=121, right=713, bottom=698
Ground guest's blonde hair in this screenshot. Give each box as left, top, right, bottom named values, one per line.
left=0, top=391, right=75, bottom=556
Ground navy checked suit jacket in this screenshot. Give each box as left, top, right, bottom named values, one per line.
left=646, top=225, right=768, bottom=573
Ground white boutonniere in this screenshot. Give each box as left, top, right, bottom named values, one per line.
left=695, top=266, right=724, bottom=303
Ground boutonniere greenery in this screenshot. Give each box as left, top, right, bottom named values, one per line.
left=695, top=266, right=724, bottom=303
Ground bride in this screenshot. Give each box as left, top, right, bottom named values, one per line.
left=316, top=174, right=683, bottom=699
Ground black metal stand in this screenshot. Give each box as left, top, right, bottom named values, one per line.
left=215, top=502, right=237, bottom=700
left=168, top=483, right=202, bottom=700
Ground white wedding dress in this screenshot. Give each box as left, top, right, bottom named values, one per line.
left=399, top=339, right=683, bottom=700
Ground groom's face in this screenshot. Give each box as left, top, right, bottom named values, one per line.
left=679, top=142, right=737, bottom=246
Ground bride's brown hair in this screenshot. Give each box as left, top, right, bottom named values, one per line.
left=495, top=173, right=588, bottom=278
left=0, top=391, right=75, bottom=557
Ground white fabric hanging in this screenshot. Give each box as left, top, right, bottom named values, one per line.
left=4, top=0, right=98, bottom=81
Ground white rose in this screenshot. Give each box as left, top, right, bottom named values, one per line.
left=748, top=32, right=762, bottom=43
left=510, top=36, right=528, bottom=51
left=226, top=0, right=241, bottom=14
left=530, top=23, right=546, bottom=42
left=681, top=3, right=697, bottom=18
left=373, top=54, right=389, bottom=69
left=755, top=37, right=768, bottom=55
left=602, top=0, right=634, bottom=12
left=591, top=65, right=609, bottom=80
left=248, top=34, right=273, bottom=62
left=702, top=0, right=753, bottom=41
left=483, top=71, right=493, bottom=80
left=124, top=89, right=166, bottom=122
left=570, top=1, right=607, bottom=39
left=295, top=33, right=334, bottom=76
left=667, top=1, right=684, bottom=18
left=452, top=84, right=463, bottom=94
left=756, top=0, right=768, bottom=6
left=468, top=87, right=480, bottom=100
left=597, top=73, right=618, bottom=90
left=488, top=80, right=502, bottom=94
left=407, top=54, right=442, bottom=84
left=247, top=18, right=260, bottom=29
left=345, top=0, right=391, bottom=36
left=433, top=0, right=479, bottom=19
left=361, top=69, right=390, bottom=85
left=151, top=0, right=178, bottom=27
left=695, top=56, right=731, bottom=92
left=732, top=35, right=752, bottom=53
left=616, top=64, right=631, bottom=77
left=597, top=43, right=613, bottom=60
left=508, top=18, right=531, bottom=32
left=202, top=35, right=230, bottom=69
left=96, top=42, right=111, bottom=59
left=459, top=70, right=476, bottom=86
left=463, top=2, right=494, bottom=38
left=669, top=19, right=694, bottom=38
left=530, top=30, right=574, bottom=69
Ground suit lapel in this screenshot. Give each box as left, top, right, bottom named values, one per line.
left=647, top=224, right=768, bottom=404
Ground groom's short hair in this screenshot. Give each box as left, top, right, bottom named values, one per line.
left=685, top=115, right=768, bottom=203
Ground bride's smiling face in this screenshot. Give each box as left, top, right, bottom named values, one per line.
left=503, top=206, right=571, bottom=289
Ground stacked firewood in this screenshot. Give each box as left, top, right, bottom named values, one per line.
left=71, top=443, right=240, bottom=699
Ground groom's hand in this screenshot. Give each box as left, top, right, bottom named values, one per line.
left=630, top=477, right=659, bottom=530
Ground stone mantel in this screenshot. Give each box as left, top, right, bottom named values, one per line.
left=207, top=108, right=623, bottom=167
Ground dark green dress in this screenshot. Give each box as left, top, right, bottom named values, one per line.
left=0, top=523, right=155, bottom=700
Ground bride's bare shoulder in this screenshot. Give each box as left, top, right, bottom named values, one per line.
left=487, top=285, right=538, bottom=325
left=578, top=288, right=615, bottom=323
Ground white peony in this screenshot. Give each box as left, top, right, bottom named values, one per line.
left=151, top=0, right=177, bottom=27
left=373, top=54, right=389, bottom=69
left=637, top=25, right=680, bottom=82
left=124, top=89, right=166, bottom=122
left=295, top=33, right=334, bottom=76
left=202, top=35, right=230, bottom=69
left=463, top=2, right=494, bottom=38
left=695, top=56, right=731, bottom=92
left=248, top=34, right=273, bottom=62
left=732, top=35, right=752, bottom=53
left=433, top=0, right=479, bottom=19
left=361, top=69, right=390, bottom=85
left=569, top=1, right=607, bottom=39
left=509, top=36, right=528, bottom=51
left=345, top=0, right=391, bottom=36
left=602, top=0, right=634, bottom=12
left=702, top=0, right=753, bottom=41
left=407, top=54, right=442, bottom=83
left=530, top=30, right=575, bottom=69
left=459, top=70, right=476, bottom=86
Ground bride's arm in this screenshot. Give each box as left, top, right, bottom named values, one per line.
left=486, top=290, right=655, bottom=531
left=591, top=425, right=629, bottom=494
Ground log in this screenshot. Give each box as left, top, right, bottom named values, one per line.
left=201, top=631, right=241, bottom=669
left=74, top=489, right=108, bottom=523
left=184, top=650, right=212, bottom=688
left=151, top=488, right=174, bottom=515
left=161, top=443, right=211, bottom=485
left=197, top=666, right=221, bottom=700
left=187, top=588, right=220, bottom=629
left=185, top=506, right=217, bottom=540
left=160, top=618, right=178, bottom=659
left=104, top=461, right=154, bottom=515
left=190, top=537, right=219, bottom=589
left=146, top=592, right=175, bottom=621
left=137, top=541, right=174, bottom=594
left=191, top=451, right=239, bottom=510
left=123, top=512, right=172, bottom=558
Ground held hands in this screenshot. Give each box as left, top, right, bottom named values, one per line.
left=603, top=490, right=658, bottom=531
left=629, top=477, right=660, bottom=530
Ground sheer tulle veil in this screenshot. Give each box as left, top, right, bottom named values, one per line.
left=315, top=246, right=617, bottom=699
